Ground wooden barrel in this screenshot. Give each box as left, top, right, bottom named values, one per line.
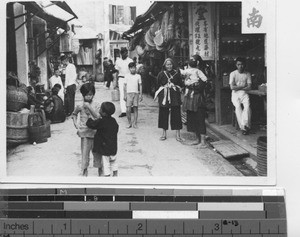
left=7, top=111, right=29, bottom=144
left=28, top=109, right=48, bottom=144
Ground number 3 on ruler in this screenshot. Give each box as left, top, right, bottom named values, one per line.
left=214, top=223, right=220, bottom=231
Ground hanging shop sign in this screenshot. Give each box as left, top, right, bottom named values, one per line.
left=191, top=2, right=214, bottom=60
left=242, top=0, right=267, bottom=34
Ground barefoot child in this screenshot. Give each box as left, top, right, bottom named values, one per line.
left=86, top=102, right=119, bottom=177
left=124, top=62, right=143, bottom=128
left=72, top=83, right=100, bottom=176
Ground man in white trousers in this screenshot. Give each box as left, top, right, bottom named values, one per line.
left=115, top=47, right=133, bottom=117
left=229, top=57, right=252, bottom=135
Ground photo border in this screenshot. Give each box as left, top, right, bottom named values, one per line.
left=1, top=0, right=277, bottom=187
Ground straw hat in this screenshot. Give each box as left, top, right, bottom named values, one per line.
left=145, top=30, right=156, bottom=47
left=154, top=29, right=164, bottom=46
left=150, top=21, right=160, bottom=36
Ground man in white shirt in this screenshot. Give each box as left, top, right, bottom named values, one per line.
left=115, top=47, right=133, bottom=117
left=229, top=57, right=252, bottom=135
left=61, top=55, right=77, bottom=116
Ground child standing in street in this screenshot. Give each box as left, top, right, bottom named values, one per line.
left=124, top=62, right=143, bottom=128
left=86, top=102, right=119, bottom=177
left=72, top=83, right=100, bottom=176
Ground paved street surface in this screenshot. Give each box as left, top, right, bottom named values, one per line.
left=7, top=82, right=243, bottom=177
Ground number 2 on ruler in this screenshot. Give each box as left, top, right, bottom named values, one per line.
left=137, top=223, right=143, bottom=231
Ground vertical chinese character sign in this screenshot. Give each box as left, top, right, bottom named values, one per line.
left=192, top=2, right=214, bottom=60
left=242, top=0, right=267, bottom=34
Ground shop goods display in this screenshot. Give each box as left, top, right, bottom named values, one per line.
left=161, top=10, right=169, bottom=41
left=145, top=29, right=156, bottom=47
left=149, top=20, right=160, bottom=36
left=153, top=29, right=164, bottom=47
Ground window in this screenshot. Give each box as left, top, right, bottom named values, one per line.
left=109, top=5, right=117, bottom=24
left=109, top=5, right=136, bottom=25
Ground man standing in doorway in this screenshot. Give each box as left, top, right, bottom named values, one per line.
left=229, top=57, right=252, bottom=135
left=61, top=55, right=77, bottom=116
left=115, top=47, right=133, bottom=117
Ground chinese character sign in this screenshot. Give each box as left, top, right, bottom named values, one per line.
left=242, top=0, right=267, bottom=34
left=192, top=2, right=214, bottom=60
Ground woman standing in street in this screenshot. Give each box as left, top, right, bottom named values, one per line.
left=154, top=58, right=184, bottom=142
left=182, top=55, right=208, bottom=148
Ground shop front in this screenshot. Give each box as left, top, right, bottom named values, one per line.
left=7, top=1, right=78, bottom=88
left=123, top=1, right=266, bottom=129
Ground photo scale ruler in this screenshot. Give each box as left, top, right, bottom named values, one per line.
left=0, top=188, right=287, bottom=236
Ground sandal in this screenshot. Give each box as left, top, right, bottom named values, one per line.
left=176, top=137, right=185, bottom=142
left=160, top=136, right=167, bottom=141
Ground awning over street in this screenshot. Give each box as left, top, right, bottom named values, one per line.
left=20, top=1, right=77, bottom=30
left=51, top=1, right=78, bottom=19
left=122, top=1, right=172, bottom=39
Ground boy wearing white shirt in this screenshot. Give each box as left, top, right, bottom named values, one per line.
left=124, top=62, right=143, bottom=128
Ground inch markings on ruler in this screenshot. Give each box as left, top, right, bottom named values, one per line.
left=0, top=218, right=287, bottom=236
left=0, top=188, right=287, bottom=236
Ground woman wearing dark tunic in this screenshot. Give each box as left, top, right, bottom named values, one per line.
left=154, top=58, right=184, bottom=142
left=182, top=55, right=208, bottom=148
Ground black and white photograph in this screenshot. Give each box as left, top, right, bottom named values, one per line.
left=3, top=0, right=276, bottom=184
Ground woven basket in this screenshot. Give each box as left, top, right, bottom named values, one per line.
left=7, top=74, right=28, bottom=112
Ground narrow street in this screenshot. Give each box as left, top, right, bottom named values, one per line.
left=7, top=82, right=243, bottom=177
